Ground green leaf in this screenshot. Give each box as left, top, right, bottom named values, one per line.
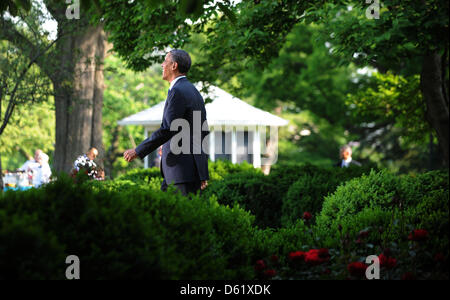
left=218, top=3, right=237, bottom=24
left=15, top=0, right=31, bottom=11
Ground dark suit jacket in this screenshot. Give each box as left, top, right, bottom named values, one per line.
left=334, top=160, right=362, bottom=168
left=135, top=77, right=209, bottom=184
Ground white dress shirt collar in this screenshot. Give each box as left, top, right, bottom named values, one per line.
left=341, top=157, right=353, bottom=168
left=169, top=75, right=186, bottom=91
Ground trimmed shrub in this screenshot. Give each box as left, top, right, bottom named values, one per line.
left=281, top=165, right=374, bottom=226
left=315, top=170, right=449, bottom=252
left=0, top=213, right=66, bottom=280
left=202, top=164, right=321, bottom=229
left=115, top=160, right=259, bottom=185
left=114, top=167, right=161, bottom=183
left=0, top=176, right=167, bottom=279
left=88, top=177, right=163, bottom=193
left=208, top=160, right=260, bottom=181
left=202, top=171, right=284, bottom=228
left=0, top=175, right=260, bottom=279
left=252, top=221, right=315, bottom=260
left=204, top=163, right=374, bottom=229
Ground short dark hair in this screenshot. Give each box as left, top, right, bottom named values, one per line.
left=168, top=49, right=191, bottom=74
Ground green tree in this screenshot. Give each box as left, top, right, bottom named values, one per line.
left=58, top=0, right=448, bottom=169
left=1, top=0, right=109, bottom=172
left=216, top=23, right=371, bottom=166
left=346, top=72, right=443, bottom=172
left=305, top=0, right=449, bottom=166
left=0, top=36, right=53, bottom=188
left=2, top=0, right=237, bottom=174
left=97, top=0, right=237, bottom=73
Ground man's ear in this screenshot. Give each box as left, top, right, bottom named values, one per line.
left=172, top=62, right=178, bottom=71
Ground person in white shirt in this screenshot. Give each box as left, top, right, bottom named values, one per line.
left=73, top=147, right=98, bottom=171
left=33, top=152, right=52, bottom=187
left=18, top=149, right=42, bottom=172
left=335, top=145, right=362, bottom=168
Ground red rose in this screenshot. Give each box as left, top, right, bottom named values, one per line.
left=378, top=254, right=396, bottom=269
left=303, top=211, right=312, bottom=221
left=401, top=272, right=416, bottom=280
left=254, top=260, right=266, bottom=272
left=264, top=269, right=276, bottom=278
left=288, top=251, right=306, bottom=262
left=408, top=229, right=429, bottom=242
left=347, top=262, right=367, bottom=278
left=305, top=249, right=330, bottom=265
left=270, top=255, right=279, bottom=263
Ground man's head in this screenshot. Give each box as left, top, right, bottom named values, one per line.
left=36, top=152, right=49, bottom=165
left=161, top=49, right=191, bottom=82
left=34, top=149, right=43, bottom=161
left=340, top=145, right=353, bottom=160
left=87, top=147, right=98, bottom=160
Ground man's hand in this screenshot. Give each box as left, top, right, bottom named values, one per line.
left=124, top=149, right=138, bottom=162
left=201, top=180, right=208, bottom=190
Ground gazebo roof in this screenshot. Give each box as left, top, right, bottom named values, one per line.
left=117, top=84, right=289, bottom=127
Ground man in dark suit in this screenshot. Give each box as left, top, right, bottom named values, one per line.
left=124, top=49, right=209, bottom=196
left=334, top=145, right=362, bottom=168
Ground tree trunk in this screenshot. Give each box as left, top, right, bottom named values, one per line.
left=0, top=152, right=3, bottom=190
left=1, top=2, right=107, bottom=174
left=53, top=25, right=107, bottom=173
left=420, top=52, right=449, bottom=167
left=92, top=28, right=108, bottom=169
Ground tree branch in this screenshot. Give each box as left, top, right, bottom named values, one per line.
left=0, top=18, right=51, bottom=77
left=0, top=34, right=60, bottom=135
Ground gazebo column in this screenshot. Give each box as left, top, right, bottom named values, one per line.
left=231, top=127, right=237, bottom=164
left=209, top=127, right=215, bottom=162
left=253, top=126, right=261, bottom=168
left=144, top=127, right=149, bottom=169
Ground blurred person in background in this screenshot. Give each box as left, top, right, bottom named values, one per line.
left=18, top=149, right=43, bottom=172
left=334, top=145, right=362, bottom=168
left=73, top=147, right=98, bottom=171
left=33, top=152, right=52, bottom=187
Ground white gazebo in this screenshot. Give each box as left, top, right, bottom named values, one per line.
left=117, top=84, right=289, bottom=169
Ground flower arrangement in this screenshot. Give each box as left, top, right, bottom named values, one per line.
left=71, top=155, right=103, bottom=181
